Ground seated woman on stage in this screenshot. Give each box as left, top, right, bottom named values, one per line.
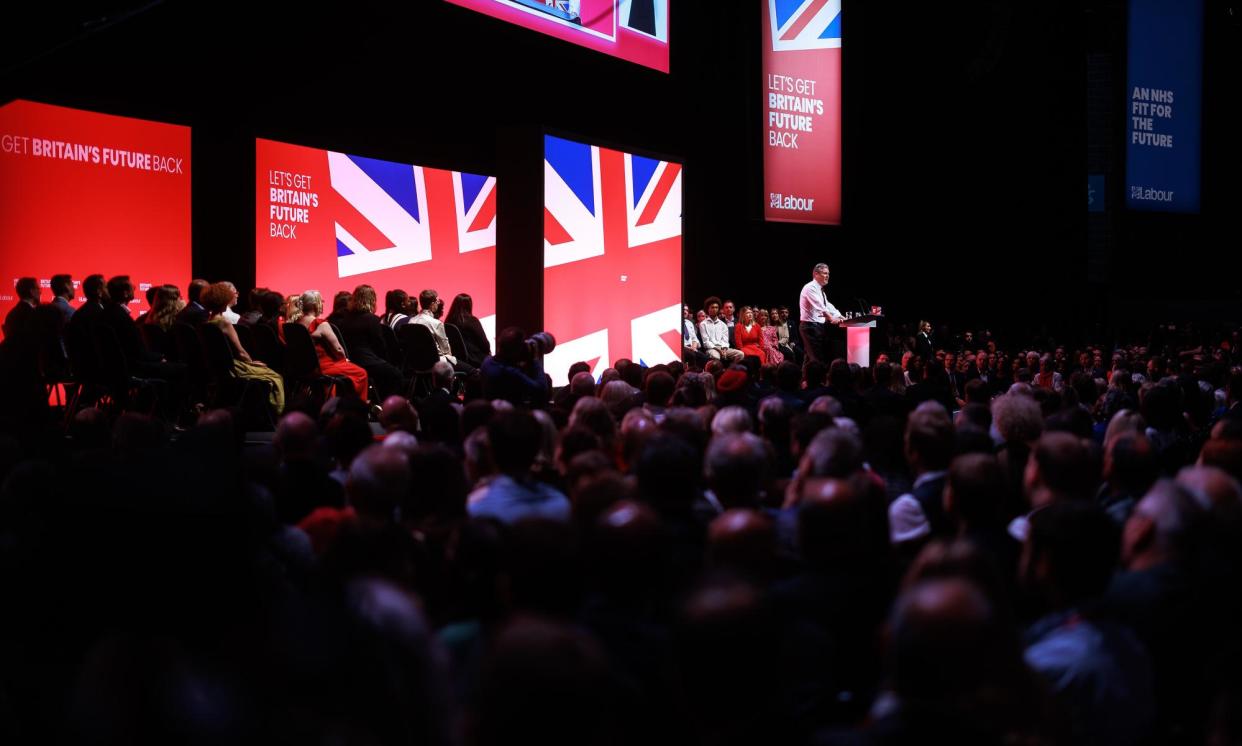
left=446, top=292, right=491, bottom=368
left=202, top=282, right=285, bottom=416
left=734, top=306, right=767, bottom=365
left=298, top=290, right=369, bottom=400
left=756, top=309, right=784, bottom=366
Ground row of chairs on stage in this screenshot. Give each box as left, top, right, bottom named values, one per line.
left=39, top=315, right=475, bottom=428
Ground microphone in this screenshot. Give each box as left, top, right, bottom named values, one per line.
left=857, top=298, right=869, bottom=317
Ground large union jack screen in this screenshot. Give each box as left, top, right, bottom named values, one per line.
left=542, top=134, right=682, bottom=386
left=255, top=138, right=496, bottom=348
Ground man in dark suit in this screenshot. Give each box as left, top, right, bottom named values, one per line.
left=914, top=319, right=935, bottom=361
left=3, top=277, right=40, bottom=342
left=175, top=278, right=210, bottom=326
left=963, top=350, right=993, bottom=399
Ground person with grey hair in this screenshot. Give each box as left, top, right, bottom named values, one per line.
left=1103, top=479, right=1207, bottom=740
left=347, top=443, right=412, bottom=522
left=704, top=432, right=770, bottom=510
left=427, top=359, right=456, bottom=404
left=798, top=262, right=845, bottom=371
left=711, top=405, right=753, bottom=435
left=784, top=427, right=865, bottom=509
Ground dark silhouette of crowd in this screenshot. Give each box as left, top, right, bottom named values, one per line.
left=3, top=276, right=1242, bottom=745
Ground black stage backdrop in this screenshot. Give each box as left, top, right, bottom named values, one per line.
left=1, top=1, right=1237, bottom=347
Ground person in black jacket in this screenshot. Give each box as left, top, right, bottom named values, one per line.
left=336, top=284, right=406, bottom=399
left=445, top=293, right=491, bottom=368
left=481, top=327, right=548, bottom=407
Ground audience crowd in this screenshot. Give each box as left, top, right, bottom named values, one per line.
left=2, top=275, right=1242, bottom=745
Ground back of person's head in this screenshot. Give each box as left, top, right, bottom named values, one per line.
left=1123, top=479, right=1203, bottom=567
left=800, top=427, right=864, bottom=478
left=1201, top=436, right=1242, bottom=483
left=804, top=359, right=828, bottom=389
left=331, top=290, right=351, bottom=314
left=776, top=361, right=803, bottom=393
left=50, top=273, right=72, bottom=297
left=992, top=392, right=1043, bottom=444
left=1142, top=381, right=1183, bottom=432
left=274, top=411, right=318, bottom=462
left=200, top=282, right=234, bottom=313
left=946, top=453, right=1005, bottom=528
left=569, top=396, right=616, bottom=448
left=711, top=405, right=752, bottom=435
left=105, top=275, right=132, bottom=304
left=487, top=409, right=543, bottom=475
left=956, top=402, right=992, bottom=432
left=259, top=290, right=283, bottom=318
left=446, top=292, right=473, bottom=324
left=385, top=288, right=409, bottom=316
left=618, top=409, right=657, bottom=469
left=757, top=395, right=792, bottom=441
left=797, top=474, right=888, bottom=567
left=588, top=499, right=666, bottom=597
left=964, top=378, right=990, bottom=405
left=379, top=395, right=419, bottom=434
left=347, top=444, right=411, bottom=521
left=405, top=443, right=469, bottom=524
left=636, top=434, right=701, bottom=513
left=599, top=379, right=638, bottom=419
left=705, top=432, right=769, bottom=509
left=807, top=395, right=843, bottom=418
left=496, top=326, right=526, bottom=363
left=707, top=508, right=775, bottom=580
left=645, top=370, right=675, bottom=408
left=873, top=360, right=893, bottom=388
left=569, top=370, right=596, bottom=400
left=1029, top=431, right=1099, bottom=503
left=905, top=407, right=955, bottom=472
left=418, top=288, right=438, bottom=312
left=1024, top=501, right=1118, bottom=607
left=887, top=578, right=1020, bottom=710
left=474, top=616, right=617, bottom=746
left=1106, top=432, right=1159, bottom=497
left=83, top=273, right=107, bottom=301
left=349, top=284, right=377, bottom=314
left=12, top=276, right=37, bottom=302
left=828, top=358, right=852, bottom=390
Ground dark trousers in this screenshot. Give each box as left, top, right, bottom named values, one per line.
left=800, top=321, right=827, bottom=373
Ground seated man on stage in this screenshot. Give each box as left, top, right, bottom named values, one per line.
left=698, top=296, right=744, bottom=363
left=799, top=263, right=845, bottom=371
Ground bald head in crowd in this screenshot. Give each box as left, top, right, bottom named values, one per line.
left=380, top=395, right=419, bottom=434
left=274, top=411, right=318, bottom=462
left=708, top=509, right=775, bottom=580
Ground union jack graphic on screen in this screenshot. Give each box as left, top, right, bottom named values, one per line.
left=331, top=153, right=496, bottom=278
left=770, top=0, right=841, bottom=52
left=542, top=135, right=683, bottom=386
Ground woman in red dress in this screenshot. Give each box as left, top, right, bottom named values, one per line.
left=297, top=290, right=369, bottom=400
left=734, top=306, right=767, bottom=365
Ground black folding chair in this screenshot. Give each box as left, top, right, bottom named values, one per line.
left=283, top=322, right=352, bottom=406
left=172, top=323, right=210, bottom=406
left=445, top=323, right=470, bottom=365
left=398, top=323, right=441, bottom=398
left=250, top=322, right=285, bottom=372
left=198, top=322, right=275, bottom=430
left=90, top=324, right=163, bottom=416
left=233, top=323, right=257, bottom=359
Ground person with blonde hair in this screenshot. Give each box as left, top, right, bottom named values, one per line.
left=337, top=283, right=405, bottom=398
left=298, top=289, right=368, bottom=400
left=144, top=285, right=185, bottom=332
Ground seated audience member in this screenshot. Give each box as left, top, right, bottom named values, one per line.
left=446, top=293, right=492, bottom=368
left=481, top=327, right=549, bottom=408
left=298, top=290, right=369, bottom=400
left=203, top=281, right=285, bottom=415
left=336, top=284, right=406, bottom=399
left=411, top=289, right=473, bottom=374
left=468, top=409, right=570, bottom=523
left=698, top=296, right=744, bottom=363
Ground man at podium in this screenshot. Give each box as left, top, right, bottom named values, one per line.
left=799, top=262, right=846, bottom=370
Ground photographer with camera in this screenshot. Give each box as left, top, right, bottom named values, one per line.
left=481, top=327, right=554, bottom=407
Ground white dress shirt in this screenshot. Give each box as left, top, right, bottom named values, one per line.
left=799, top=280, right=842, bottom=323
left=682, top=318, right=700, bottom=349
left=411, top=311, right=457, bottom=364
left=698, top=316, right=731, bottom=350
